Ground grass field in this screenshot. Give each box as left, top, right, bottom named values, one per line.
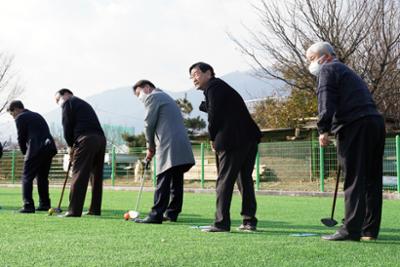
left=0, top=187, right=399, bottom=267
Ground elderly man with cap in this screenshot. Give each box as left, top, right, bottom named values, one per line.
left=8, top=100, right=57, bottom=213
left=306, top=41, right=385, bottom=241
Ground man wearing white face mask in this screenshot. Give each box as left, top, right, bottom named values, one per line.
left=132, top=80, right=194, bottom=224
left=306, top=42, right=385, bottom=241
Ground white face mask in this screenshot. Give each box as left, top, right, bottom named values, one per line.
left=58, top=98, right=65, bottom=107
left=308, top=56, right=325, bottom=76
left=138, top=91, right=148, bottom=103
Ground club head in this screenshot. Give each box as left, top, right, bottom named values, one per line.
left=48, top=207, right=62, bottom=216
left=128, top=210, right=140, bottom=220
left=48, top=208, right=55, bottom=216
left=321, top=218, right=338, bottom=227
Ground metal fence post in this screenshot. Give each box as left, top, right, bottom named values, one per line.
left=11, top=150, right=16, bottom=184
left=319, top=145, right=325, bottom=192
left=152, top=157, right=157, bottom=187
left=200, top=143, right=205, bottom=189
left=256, top=144, right=260, bottom=191
left=396, top=135, right=400, bottom=194
left=111, top=145, right=116, bottom=187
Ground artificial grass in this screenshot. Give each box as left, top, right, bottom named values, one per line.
left=0, top=187, right=399, bottom=266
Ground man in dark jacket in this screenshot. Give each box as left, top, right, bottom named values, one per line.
left=189, top=62, right=261, bottom=232
left=8, top=100, right=57, bottom=213
left=306, top=42, right=385, bottom=241
left=55, top=89, right=106, bottom=217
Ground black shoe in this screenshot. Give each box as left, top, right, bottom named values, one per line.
left=201, top=226, right=229, bottom=233
left=134, top=216, right=162, bottom=224
left=36, top=205, right=51, bottom=211
left=58, top=211, right=80, bottom=218
left=19, top=207, right=35, bottom=213
left=163, top=215, right=177, bottom=222
left=321, top=231, right=360, bottom=241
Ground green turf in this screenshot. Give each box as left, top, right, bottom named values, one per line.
left=0, top=188, right=399, bottom=267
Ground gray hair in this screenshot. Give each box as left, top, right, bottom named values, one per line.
left=307, top=41, right=336, bottom=57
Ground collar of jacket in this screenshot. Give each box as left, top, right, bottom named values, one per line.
left=14, top=109, right=28, bottom=120
left=203, top=77, right=217, bottom=95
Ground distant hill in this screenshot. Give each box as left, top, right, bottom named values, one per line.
left=0, top=71, right=283, bottom=141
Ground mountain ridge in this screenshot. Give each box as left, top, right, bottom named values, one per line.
left=0, top=71, right=283, bottom=141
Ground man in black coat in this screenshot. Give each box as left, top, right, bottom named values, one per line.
left=189, top=62, right=261, bottom=232
left=306, top=42, right=385, bottom=241
left=8, top=100, right=57, bottom=213
left=55, top=89, right=106, bottom=217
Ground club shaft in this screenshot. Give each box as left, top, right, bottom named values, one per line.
left=331, top=165, right=341, bottom=219
left=134, top=167, right=147, bottom=211
left=57, top=157, right=72, bottom=209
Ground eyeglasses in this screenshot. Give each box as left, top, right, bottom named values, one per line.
left=189, top=71, right=201, bottom=80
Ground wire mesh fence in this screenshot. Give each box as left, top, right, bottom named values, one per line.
left=0, top=137, right=399, bottom=192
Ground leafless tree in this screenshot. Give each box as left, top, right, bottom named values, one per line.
left=230, top=0, right=400, bottom=122
left=0, top=52, right=24, bottom=114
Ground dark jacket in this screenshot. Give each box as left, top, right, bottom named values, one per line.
left=61, top=96, right=104, bottom=147
left=317, top=60, right=381, bottom=134
left=15, top=109, right=57, bottom=160
left=202, top=77, right=261, bottom=151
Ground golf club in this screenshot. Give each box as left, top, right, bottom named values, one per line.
left=127, top=159, right=150, bottom=220
left=48, top=151, right=73, bottom=216
left=321, top=165, right=341, bottom=227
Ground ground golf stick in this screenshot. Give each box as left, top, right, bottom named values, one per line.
left=321, top=165, right=341, bottom=227
left=48, top=152, right=73, bottom=215
left=128, top=159, right=150, bottom=219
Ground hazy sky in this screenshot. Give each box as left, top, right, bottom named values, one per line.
left=0, top=0, right=259, bottom=118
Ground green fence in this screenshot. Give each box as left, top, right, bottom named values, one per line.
left=0, top=137, right=399, bottom=193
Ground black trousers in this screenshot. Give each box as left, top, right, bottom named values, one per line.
left=149, top=165, right=190, bottom=221
left=337, top=116, right=385, bottom=238
left=68, top=134, right=106, bottom=216
left=22, top=150, right=54, bottom=208
left=214, top=141, right=258, bottom=230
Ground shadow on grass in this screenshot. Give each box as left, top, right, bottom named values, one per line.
left=90, top=210, right=400, bottom=241
left=3, top=204, right=399, bottom=244
left=0, top=205, right=22, bottom=211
